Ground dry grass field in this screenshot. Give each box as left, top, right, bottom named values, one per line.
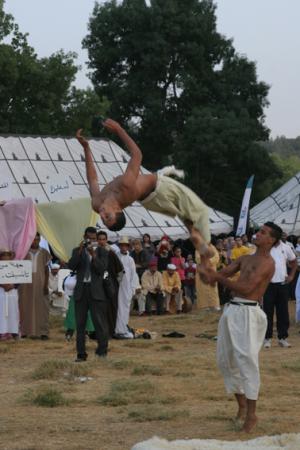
left=1, top=304, right=300, bottom=450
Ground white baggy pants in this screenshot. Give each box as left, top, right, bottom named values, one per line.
left=217, top=298, right=267, bottom=400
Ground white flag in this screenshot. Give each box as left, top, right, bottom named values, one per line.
left=236, top=175, right=254, bottom=236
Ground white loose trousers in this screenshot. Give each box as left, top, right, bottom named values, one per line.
left=0, top=288, right=19, bottom=334
left=217, top=298, right=267, bottom=400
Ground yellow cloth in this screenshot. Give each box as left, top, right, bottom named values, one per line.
left=140, top=175, right=210, bottom=243
left=195, top=245, right=220, bottom=309
left=35, top=198, right=97, bottom=262
left=231, top=246, right=251, bottom=260
left=162, top=271, right=181, bottom=293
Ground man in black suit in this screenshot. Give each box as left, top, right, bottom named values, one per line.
left=68, top=227, right=108, bottom=361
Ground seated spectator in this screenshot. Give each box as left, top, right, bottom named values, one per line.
left=130, top=239, right=149, bottom=280
left=162, top=263, right=182, bottom=313
left=0, top=249, right=19, bottom=340
left=141, top=258, right=164, bottom=315
left=184, top=257, right=196, bottom=304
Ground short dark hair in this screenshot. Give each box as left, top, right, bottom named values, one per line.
left=107, top=212, right=126, bottom=232
left=84, top=226, right=97, bottom=237
left=97, top=230, right=107, bottom=239
left=264, top=222, right=282, bottom=244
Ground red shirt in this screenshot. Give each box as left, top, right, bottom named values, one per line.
left=171, top=256, right=185, bottom=280
left=184, top=265, right=196, bottom=285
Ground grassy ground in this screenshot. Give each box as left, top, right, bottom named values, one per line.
left=1, top=303, right=300, bottom=450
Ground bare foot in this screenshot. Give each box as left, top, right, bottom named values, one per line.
left=242, top=415, right=258, bottom=433
left=236, top=406, right=247, bottom=421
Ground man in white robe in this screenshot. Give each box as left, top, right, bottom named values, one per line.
left=48, top=263, right=69, bottom=314
left=115, top=237, right=139, bottom=338
left=0, top=249, right=19, bottom=337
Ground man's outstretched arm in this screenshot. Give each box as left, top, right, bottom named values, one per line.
left=104, top=119, right=142, bottom=185
left=76, top=129, right=100, bottom=197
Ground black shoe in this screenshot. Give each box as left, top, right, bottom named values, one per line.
left=75, top=353, right=88, bottom=362
left=40, top=335, right=49, bottom=341
left=95, top=351, right=107, bottom=359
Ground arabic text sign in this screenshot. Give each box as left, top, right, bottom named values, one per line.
left=45, top=175, right=74, bottom=201
left=0, top=260, right=32, bottom=284
left=0, top=180, right=12, bottom=200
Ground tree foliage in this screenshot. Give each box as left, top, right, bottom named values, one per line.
left=0, top=0, right=107, bottom=136
left=83, top=0, right=281, bottom=215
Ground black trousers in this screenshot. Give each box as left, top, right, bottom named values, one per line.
left=75, top=283, right=108, bottom=356
left=263, top=283, right=290, bottom=340
left=145, top=292, right=164, bottom=315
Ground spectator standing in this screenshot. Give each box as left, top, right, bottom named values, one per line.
left=184, top=257, right=196, bottom=304
left=171, top=247, right=186, bottom=284
left=0, top=249, right=19, bottom=340
left=97, top=231, right=124, bottom=337
left=263, top=237, right=297, bottom=348
left=115, top=237, right=139, bottom=338
left=130, top=239, right=149, bottom=280
left=157, top=238, right=172, bottom=272
left=142, top=233, right=156, bottom=260
left=68, top=227, right=109, bottom=361
left=19, top=233, right=51, bottom=339
left=195, top=245, right=220, bottom=310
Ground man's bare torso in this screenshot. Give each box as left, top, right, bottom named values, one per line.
left=233, top=253, right=275, bottom=301
left=92, top=173, right=157, bottom=211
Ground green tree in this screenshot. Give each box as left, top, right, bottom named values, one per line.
left=0, top=0, right=107, bottom=136
left=83, top=0, right=280, bottom=215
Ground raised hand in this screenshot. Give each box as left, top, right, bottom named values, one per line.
left=76, top=129, right=89, bottom=149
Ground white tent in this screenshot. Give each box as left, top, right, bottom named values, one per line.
left=250, top=173, right=300, bottom=234
left=0, top=135, right=233, bottom=238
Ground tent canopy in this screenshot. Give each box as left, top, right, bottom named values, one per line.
left=250, top=173, right=300, bottom=235
left=0, top=135, right=233, bottom=238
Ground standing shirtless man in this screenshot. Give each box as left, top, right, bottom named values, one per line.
left=76, top=119, right=212, bottom=257
left=199, top=222, right=282, bottom=432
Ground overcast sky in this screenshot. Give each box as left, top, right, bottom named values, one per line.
left=4, top=0, right=300, bottom=138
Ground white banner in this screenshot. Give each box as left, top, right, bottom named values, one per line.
left=45, top=175, right=74, bottom=202
left=236, top=175, right=254, bottom=236
left=0, top=260, right=32, bottom=284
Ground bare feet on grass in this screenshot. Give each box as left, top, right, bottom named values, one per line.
left=242, top=414, right=258, bottom=433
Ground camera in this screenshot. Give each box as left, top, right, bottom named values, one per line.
left=83, top=239, right=91, bottom=247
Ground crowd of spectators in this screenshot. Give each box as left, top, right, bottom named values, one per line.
left=1, top=229, right=300, bottom=355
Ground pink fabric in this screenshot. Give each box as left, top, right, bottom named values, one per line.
left=0, top=198, right=36, bottom=259
left=171, top=256, right=186, bottom=280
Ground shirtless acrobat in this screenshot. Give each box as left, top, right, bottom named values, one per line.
left=199, top=222, right=282, bottom=432
left=76, top=118, right=212, bottom=257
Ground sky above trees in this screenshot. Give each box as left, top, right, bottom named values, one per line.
left=4, top=0, right=300, bottom=139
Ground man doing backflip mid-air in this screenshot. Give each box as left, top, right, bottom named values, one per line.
left=76, top=118, right=213, bottom=259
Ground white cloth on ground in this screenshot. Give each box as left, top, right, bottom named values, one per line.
left=0, top=287, right=19, bottom=334
left=115, top=252, right=139, bottom=336
left=217, top=297, right=267, bottom=400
